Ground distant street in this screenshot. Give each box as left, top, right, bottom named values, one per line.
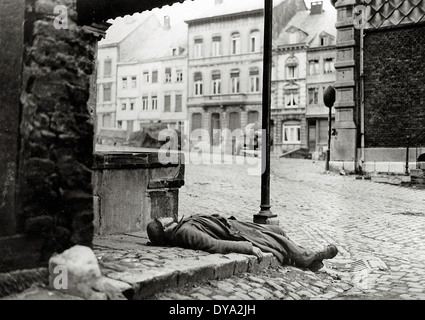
left=154, top=155, right=425, bottom=300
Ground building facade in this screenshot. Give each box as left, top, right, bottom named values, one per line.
left=331, top=0, right=425, bottom=174
left=272, top=1, right=337, bottom=157
left=96, top=13, right=188, bottom=137
left=97, top=44, right=119, bottom=131
left=185, top=0, right=307, bottom=151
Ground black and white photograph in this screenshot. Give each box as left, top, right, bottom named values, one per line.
left=1, top=0, right=425, bottom=311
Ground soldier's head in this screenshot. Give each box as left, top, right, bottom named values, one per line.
left=147, top=218, right=166, bottom=245
left=146, top=218, right=178, bottom=245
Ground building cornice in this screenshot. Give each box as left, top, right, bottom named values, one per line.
left=185, top=9, right=263, bottom=26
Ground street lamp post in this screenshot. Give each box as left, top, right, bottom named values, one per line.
left=323, top=86, right=336, bottom=172
left=253, top=0, right=278, bottom=225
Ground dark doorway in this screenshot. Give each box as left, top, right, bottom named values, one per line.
left=211, top=113, right=221, bottom=146
left=229, top=112, right=241, bottom=131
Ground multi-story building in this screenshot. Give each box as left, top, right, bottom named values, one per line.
left=97, top=37, right=119, bottom=131
left=330, top=0, right=425, bottom=175
left=271, top=1, right=336, bottom=158
left=96, top=12, right=188, bottom=137
left=185, top=0, right=307, bottom=150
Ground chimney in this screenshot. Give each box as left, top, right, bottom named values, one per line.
left=215, top=0, right=224, bottom=5
left=310, top=1, right=323, bottom=15
left=164, top=15, right=170, bottom=29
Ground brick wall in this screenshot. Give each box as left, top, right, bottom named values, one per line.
left=0, top=0, right=99, bottom=272
left=364, top=24, right=425, bottom=148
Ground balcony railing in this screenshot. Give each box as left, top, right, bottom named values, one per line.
left=188, top=93, right=262, bottom=106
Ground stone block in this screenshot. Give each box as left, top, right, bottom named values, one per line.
left=48, top=245, right=105, bottom=300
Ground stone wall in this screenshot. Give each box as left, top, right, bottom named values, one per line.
left=363, top=24, right=425, bottom=149
left=0, top=0, right=98, bottom=271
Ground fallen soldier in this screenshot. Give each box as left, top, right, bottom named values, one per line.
left=146, top=214, right=338, bottom=271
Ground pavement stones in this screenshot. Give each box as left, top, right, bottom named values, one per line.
left=3, top=157, right=425, bottom=300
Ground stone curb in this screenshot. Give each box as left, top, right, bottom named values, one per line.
left=104, top=252, right=279, bottom=300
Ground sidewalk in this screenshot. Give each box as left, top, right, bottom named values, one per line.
left=93, top=231, right=280, bottom=300
left=1, top=231, right=280, bottom=300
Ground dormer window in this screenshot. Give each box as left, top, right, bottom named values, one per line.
left=289, top=31, right=299, bottom=44
left=320, top=36, right=329, bottom=46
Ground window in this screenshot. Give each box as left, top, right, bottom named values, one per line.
left=285, top=91, right=299, bottom=108
left=152, top=70, right=158, bottom=83
left=117, top=121, right=122, bottom=129
left=231, top=32, right=241, bottom=55
left=130, top=100, right=135, bottom=110
left=249, top=67, right=260, bottom=92
left=194, top=72, right=203, bottom=96
left=104, top=59, right=112, bottom=77
left=289, top=31, right=298, bottom=44
left=320, top=36, right=330, bottom=46
left=102, top=114, right=112, bottom=127
left=165, top=68, right=172, bottom=83
left=175, top=94, right=182, bottom=112
left=194, top=38, right=203, bottom=58
left=103, top=84, right=111, bottom=102
left=142, top=96, right=149, bottom=110
left=164, top=94, right=171, bottom=112
left=324, top=58, right=334, bottom=73
left=250, top=30, right=260, bottom=52
left=230, top=70, right=240, bottom=93
left=152, top=95, right=158, bottom=110
left=121, top=102, right=127, bottom=111
left=309, top=59, right=320, bottom=75
left=143, top=71, right=149, bottom=83
left=212, top=35, right=221, bottom=56
left=283, top=122, right=301, bottom=143
left=308, top=87, right=319, bottom=105
left=192, top=113, right=202, bottom=131
left=248, top=111, right=259, bottom=124
left=211, top=71, right=221, bottom=95
left=172, top=47, right=177, bottom=56
left=131, top=76, right=137, bottom=89
left=286, top=57, right=298, bottom=79
left=176, top=70, right=183, bottom=82
left=122, top=77, right=128, bottom=89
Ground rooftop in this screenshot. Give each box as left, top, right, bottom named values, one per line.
left=185, top=0, right=287, bottom=23
left=274, top=5, right=337, bottom=48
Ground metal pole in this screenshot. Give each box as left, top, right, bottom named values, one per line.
left=326, top=106, right=332, bottom=171
left=405, top=135, right=410, bottom=175
left=254, top=0, right=277, bottom=224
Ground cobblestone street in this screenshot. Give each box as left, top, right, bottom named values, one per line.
left=153, top=155, right=425, bottom=300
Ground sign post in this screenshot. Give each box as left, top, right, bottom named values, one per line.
left=323, top=86, right=336, bottom=172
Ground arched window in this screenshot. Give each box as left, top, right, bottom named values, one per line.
left=231, top=32, right=241, bottom=55
left=248, top=111, right=259, bottom=124
left=250, top=30, right=260, bottom=52
left=192, top=113, right=202, bottom=131
left=286, top=56, right=298, bottom=79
